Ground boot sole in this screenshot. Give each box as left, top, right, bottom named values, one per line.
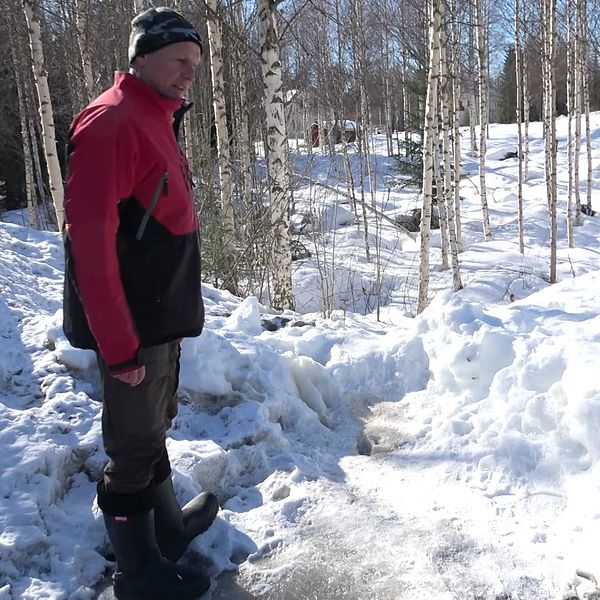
left=113, top=579, right=210, bottom=600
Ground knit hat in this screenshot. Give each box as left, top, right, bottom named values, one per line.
left=128, top=7, right=203, bottom=64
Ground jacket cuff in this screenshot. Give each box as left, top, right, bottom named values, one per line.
left=107, top=348, right=143, bottom=374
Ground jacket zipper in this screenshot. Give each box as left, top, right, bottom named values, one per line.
left=135, top=171, right=168, bottom=241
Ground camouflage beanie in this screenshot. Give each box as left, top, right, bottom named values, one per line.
left=128, top=7, right=203, bottom=64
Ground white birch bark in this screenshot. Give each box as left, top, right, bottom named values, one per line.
left=469, top=99, right=477, bottom=156
left=352, top=0, right=372, bottom=262
left=206, top=0, right=237, bottom=293
left=574, top=0, right=583, bottom=226
left=544, top=0, right=558, bottom=283
left=584, top=72, right=592, bottom=213
left=582, top=0, right=592, bottom=214
left=433, top=112, right=449, bottom=271
left=381, top=33, right=394, bottom=157
left=515, top=0, right=525, bottom=253
left=542, top=0, right=551, bottom=208
left=475, top=0, right=492, bottom=241
left=417, top=0, right=442, bottom=314
left=523, top=52, right=530, bottom=180
left=450, top=0, right=462, bottom=253
left=22, top=0, right=64, bottom=231
left=468, top=6, right=478, bottom=157
left=441, top=23, right=462, bottom=290
left=566, top=0, right=575, bottom=247
left=257, top=0, right=294, bottom=310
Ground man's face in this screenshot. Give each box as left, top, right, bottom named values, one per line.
left=133, top=41, right=201, bottom=99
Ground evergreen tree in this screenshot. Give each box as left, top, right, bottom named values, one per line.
left=498, top=47, right=517, bottom=124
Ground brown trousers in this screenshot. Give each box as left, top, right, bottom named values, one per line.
left=99, top=341, right=181, bottom=495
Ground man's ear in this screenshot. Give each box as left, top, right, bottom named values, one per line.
left=130, top=55, right=147, bottom=70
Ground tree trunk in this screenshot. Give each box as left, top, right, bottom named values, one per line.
left=441, top=25, right=462, bottom=290
left=433, top=111, right=449, bottom=271
left=75, top=0, right=95, bottom=103
left=206, top=0, right=237, bottom=294
left=29, top=112, right=53, bottom=229
left=22, top=0, right=64, bottom=230
left=12, top=45, right=39, bottom=230
left=574, top=0, right=583, bottom=226
left=566, top=0, right=575, bottom=248
left=257, top=0, right=294, bottom=310
left=417, top=0, right=442, bottom=314
left=544, top=0, right=558, bottom=283
left=475, top=0, right=492, bottom=241
left=582, top=0, right=592, bottom=214
left=450, top=0, right=462, bottom=253
left=523, top=51, right=530, bottom=181
left=515, top=0, right=525, bottom=253
left=232, top=0, right=252, bottom=211
left=468, top=4, right=478, bottom=157
left=352, top=0, right=372, bottom=263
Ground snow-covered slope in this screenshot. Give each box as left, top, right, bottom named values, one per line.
left=2, top=113, right=600, bottom=599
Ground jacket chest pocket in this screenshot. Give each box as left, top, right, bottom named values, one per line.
left=135, top=171, right=169, bottom=241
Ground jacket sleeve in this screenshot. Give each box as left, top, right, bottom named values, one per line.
left=65, top=107, right=142, bottom=373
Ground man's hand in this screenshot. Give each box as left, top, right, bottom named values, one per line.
left=114, top=366, right=146, bottom=386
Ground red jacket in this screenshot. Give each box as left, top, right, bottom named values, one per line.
left=63, top=72, right=204, bottom=373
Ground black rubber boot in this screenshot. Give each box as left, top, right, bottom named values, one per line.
left=153, top=476, right=219, bottom=563
left=103, top=509, right=211, bottom=600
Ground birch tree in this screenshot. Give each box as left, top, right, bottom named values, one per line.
left=574, top=0, right=584, bottom=226
left=440, top=19, right=462, bottom=291
left=468, top=5, right=478, bottom=158
left=206, top=0, right=237, bottom=294
left=417, top=0, right=442, bottom=314
left=475, top=0, right=492, bottom=241
left=12, top=44, right=40, bottom=230
left=566, top=0, right=575, bottom=247
left=522, top=40, right=530, bottom=180
left=515, top=0, right=525, bottom=253
left=542, top=0, right=558, bottom=283
left=22, top=0, right=64, bottom=230
left=350, top=0, right=372, bottom=263
left=257, top=0, right=294, bottom=310
left=581, top=0, right=593, bottom=214
left=433, top=112, right=449, bottom=271
left=450, top=0, right=463, bottom=252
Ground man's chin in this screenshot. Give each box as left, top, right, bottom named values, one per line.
left=160, top=89, right=186, bottom=100
left=171, top=86, right=188, bottom=98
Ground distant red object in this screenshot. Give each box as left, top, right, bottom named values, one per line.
left=310, top=122, right=320, bottom=147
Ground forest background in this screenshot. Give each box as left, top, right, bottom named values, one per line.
left=2, top=0, right=600, bottom=314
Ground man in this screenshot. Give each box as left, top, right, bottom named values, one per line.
left=63, top=8, right=218, bottom=599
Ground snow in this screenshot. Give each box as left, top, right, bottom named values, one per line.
left=2, top=113, right=600, bottom=599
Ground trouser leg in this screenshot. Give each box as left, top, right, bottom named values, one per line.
left=96, top=341, right=210, bottom=598
left=99, top=341, right=180, bottom=495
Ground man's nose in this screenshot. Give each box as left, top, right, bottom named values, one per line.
left=182, top=64, right=194, bottom=80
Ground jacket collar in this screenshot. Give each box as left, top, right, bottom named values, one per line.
left=113, top=71, right=184, bottom=116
